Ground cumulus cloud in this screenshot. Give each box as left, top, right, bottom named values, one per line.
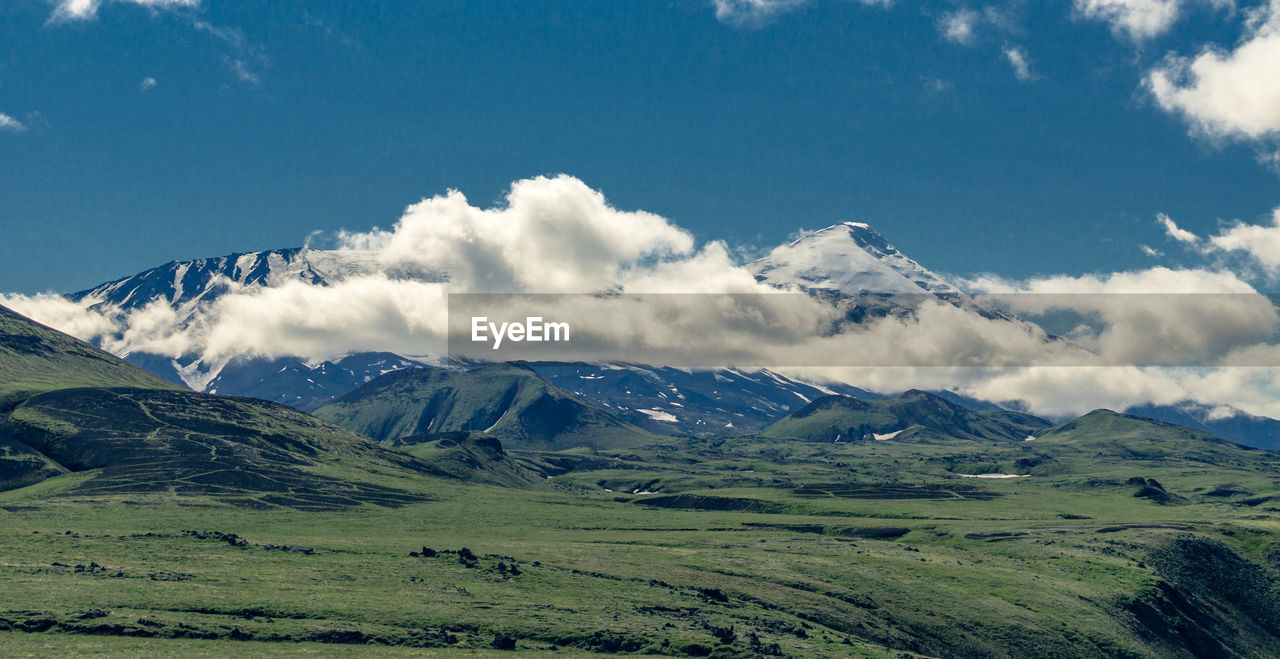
left=0, top=293, right=120, bottom=341
left=0, top=113, right=27, bottom=133
left=1208, top=207, right=1280, bottom=272
left=139, top=77, right=157, bottom=91
left=1147, top=0, right=1280, bottom=141
left=1003, top=46, right=1036, bottom=81
left=1074, top=0, right=1184, bottom=41
left=6, top=176, right=749, bottom=369
left=711, top=0, right=892, bottom=27
left=8, top=175, right=1280, bottom=421
left=1158, top=212, right=1200, bottom=244
left=1150, top=207, right=1280, bottom=277
left=963, top=266, right=1277, bottom=368
left=47, top=0, right=200, bottom=22
left=940, top=8, right=982, bottom=45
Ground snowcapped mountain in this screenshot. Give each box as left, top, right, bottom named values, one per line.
left=67, top=247, right=446, bottom=409
left=71, top=247, right=388, bottom=311
left=51, top=222, right=1098, bottom=431
left=749, top=222, right=960, bottom=297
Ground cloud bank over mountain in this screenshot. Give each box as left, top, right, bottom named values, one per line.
left=5, top=174, right=1280, bottom=419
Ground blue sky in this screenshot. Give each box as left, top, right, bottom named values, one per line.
left=2, top=0, right=1279, bottom=293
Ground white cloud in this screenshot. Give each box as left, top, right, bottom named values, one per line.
left=9, top=175, right=1280, bottom=421
left=48, top=0, right=200, bottom=22
left=0, top=293, right=120, bottom=341
left=139, top=77, right=157, bottom=91
left=1074, top=0, right=1183, bottom=41
left=711, top=0, right=892, bottom=27
left=1140, top=244, right=1164, bottom=256
left=940, top=8, right=981, bottom=45
left=1147, top=0, right=1280, bottom=141
left=1150, top=207, right=1280, bottom=277
left=1158, top=212, right=1200, bottom=244
left=1003, top=46, right=1035, bottom=81
left=227, top=59, right=261, bottom=86
left=0, top=113, right=27, bottom=133
left=1208, top=207, right=1280, bottom=272
left=960, top=266, right=1277, bottom=373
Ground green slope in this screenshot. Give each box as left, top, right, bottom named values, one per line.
left=314, top=363, right=658, bottom=450
left=1027, top=409, right=1280, bottom=476
left=0, top=387, right=448, bottom=507
left=0, top=304, right=181, bottom=410
left=762, top=389, right=1050, bottom=442
left=390, top=431, right=552, bottom=490
left=0, top=305, right=452, bottom=506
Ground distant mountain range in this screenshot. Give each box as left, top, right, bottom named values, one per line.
left=60, top=223, right=1280, bottom=450
left=5, top=302, right=1280, bottom=506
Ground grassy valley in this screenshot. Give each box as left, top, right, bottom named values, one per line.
left=3, top=304, right=1280, bottom=656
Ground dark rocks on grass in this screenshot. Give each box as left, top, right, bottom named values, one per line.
left=74, top=623, right=157, bottom=638
left=416, top=629, right=459, bottom=645
left=78, top=609, right=109, bottom=620
left=1203, top=484, right=1252, bottom=497
left=148, top=571, right=193, bottom=581
left=257, top=543, right=315, bottom=554
left=307, top=629, right=373, bottom=644
left=490, top=633, right=517, bottom=650
left=748, top=631, right=785, bottom=656
left=697, top=587, right=729, bottom=603
left=705, top=623, right=736, bottom=644
left=181, top=530, right=249, bottom=547
left=17, top=618, right=56, bottom=633
left=1134, top=487, right=1174, bottom=503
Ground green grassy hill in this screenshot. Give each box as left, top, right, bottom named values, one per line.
left=762, top=389, right=1050, bottom=442
left=1022, top=409, right=1280, bottom=482
left=0, top=305, right=452, bottom=506
left=6, top=305, right=1280, bottom=655
left=0, top=387, right=449, bottom=507
left=0, top=304, right=181, bottom=411
left=390, top=431, right=552, bottom=490
left=314, top=363, right=659, bottom=450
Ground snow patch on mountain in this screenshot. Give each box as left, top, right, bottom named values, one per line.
left=749, top=222, right=960, bottom=296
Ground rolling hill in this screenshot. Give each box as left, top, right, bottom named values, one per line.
left=314, top=362, right=658, bottom=450
left=389, top=431, right=551, bottom=489
left=0, top=304, right=445, bottom=506
left=761, top=389, right=1050, bottom=442
left=0, top=304, right=181, bottom=411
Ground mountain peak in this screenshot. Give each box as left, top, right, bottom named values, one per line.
left=748, top=222, right=959, bottom=296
